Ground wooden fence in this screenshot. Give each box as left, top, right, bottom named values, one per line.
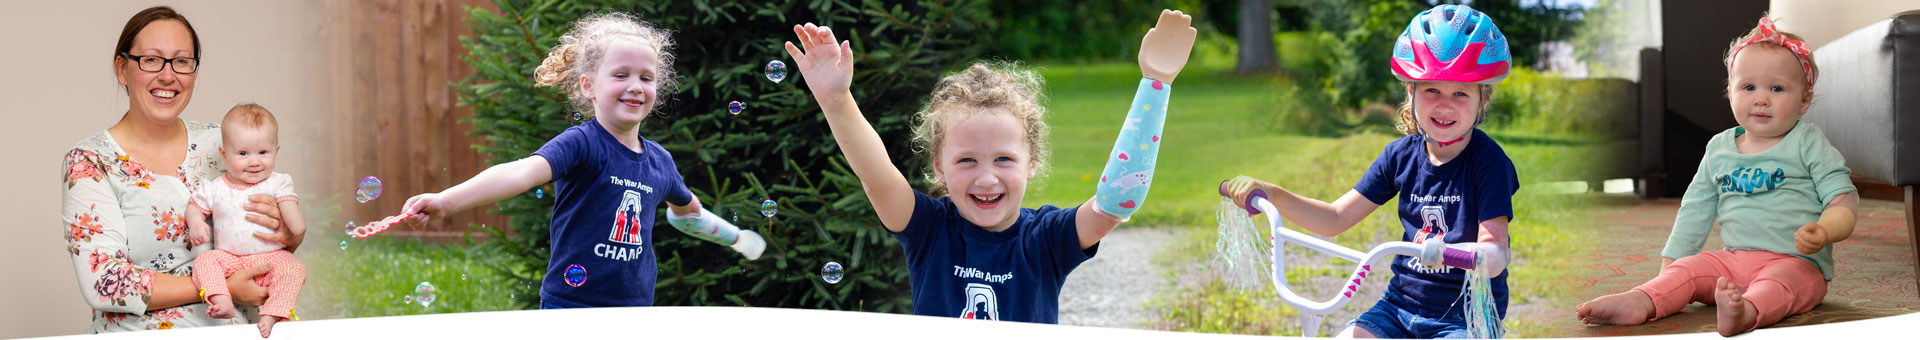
left=325, top=0, right=506, bottom=241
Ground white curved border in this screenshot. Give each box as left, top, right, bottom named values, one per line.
left=20, top=306, right=1919, bottom=339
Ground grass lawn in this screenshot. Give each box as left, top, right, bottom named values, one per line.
left=302, top=218, right=530, bottom=319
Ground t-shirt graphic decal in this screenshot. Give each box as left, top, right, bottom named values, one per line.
left=609, top=190, right=646, bottom=245
left=960, top=283, right=998, bottom=320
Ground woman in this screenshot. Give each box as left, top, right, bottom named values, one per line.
left=62, top=6, right=301, bottom=333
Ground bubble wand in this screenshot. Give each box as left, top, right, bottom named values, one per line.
left=348, top=213, right=417, bottom=239
left=1215, top=183, right=1502, bottom=338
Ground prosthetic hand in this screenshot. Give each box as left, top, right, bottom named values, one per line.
left=1093, top=10, right=1197, bottom=220
left=1796, top=202, right=1857, bottom=255
left=667, top=207, right=766, bottom=260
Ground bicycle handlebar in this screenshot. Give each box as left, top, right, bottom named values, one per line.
left=1218, top=185, right=1479, bottom=336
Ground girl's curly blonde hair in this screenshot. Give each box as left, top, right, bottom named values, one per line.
left=533, top=12, right=677, bottom=117
left=910, top=62, right=1051, bottom=195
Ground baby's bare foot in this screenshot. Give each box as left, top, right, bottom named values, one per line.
left=1576, top=290, right=1654, bottom=325
left=206, top=295, right=236, bottom=319
left=1715, top=277, right=1757, bottom=337
left=258, top=315, right=281, bottom=338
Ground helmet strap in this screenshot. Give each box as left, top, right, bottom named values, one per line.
left=1410, top=91, right=1483, bottom=148
left=1421, top=125, right=1467, bottom=147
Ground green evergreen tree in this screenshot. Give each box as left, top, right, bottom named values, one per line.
left=454, top=0, right=989, bottom=312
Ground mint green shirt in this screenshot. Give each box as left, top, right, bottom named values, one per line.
left=1662, top=121, right=1855, bottom=279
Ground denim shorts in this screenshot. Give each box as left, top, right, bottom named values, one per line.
left=1348, top=291, right=1474, bottom=339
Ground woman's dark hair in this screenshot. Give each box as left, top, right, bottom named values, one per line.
left=114, top=6, right=201, bottom=62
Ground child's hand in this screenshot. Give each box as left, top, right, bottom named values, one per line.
left=784, top=23, right=855, bottom=105
left=398, top=193, right=452, bottom=228
left=1139, top=9, right=1197, bottom=83
left=1220, top=175, right=1274, bottom=211
left=188, top=224, right=210, bottom=247
left=1794, top=222, right=1829, bottom=254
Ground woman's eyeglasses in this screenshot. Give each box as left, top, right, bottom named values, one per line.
left=117, top=52, right=198, bottom=74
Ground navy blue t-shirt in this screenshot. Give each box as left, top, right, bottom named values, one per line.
left=894, top=190, right=1098, bottom=323
left=533, top=119, right=693, bottom=307
left=1352, top=129, right=1518, bottom=317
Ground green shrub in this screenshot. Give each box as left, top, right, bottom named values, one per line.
left=454, top=0, right=990, bottom=312
left=983, top=0, right=1173, bottom=62
left=1485, top=66, right=1628, bottom=138
left=1319, top=0, right=1422, bottom=109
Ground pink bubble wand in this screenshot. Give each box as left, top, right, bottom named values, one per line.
left=348, top=213, right=418, bottom=239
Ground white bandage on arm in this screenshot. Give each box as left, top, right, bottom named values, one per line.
left=1450, top=242, right=1510, bottom=276
left=1417, top=240, right=1510, bottom=276
left=667, top=207, right=765, bottom=260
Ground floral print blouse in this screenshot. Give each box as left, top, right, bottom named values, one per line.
left=62, top=120, right=246, bottom=332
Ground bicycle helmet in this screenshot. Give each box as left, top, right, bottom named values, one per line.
left=1390, top=4, right=1510, bottom=84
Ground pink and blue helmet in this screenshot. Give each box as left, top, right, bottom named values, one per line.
left=1391, top=4, right=1510, bottom=85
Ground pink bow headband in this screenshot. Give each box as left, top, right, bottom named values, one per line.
left=1726, top=17, right=1814, bottom=87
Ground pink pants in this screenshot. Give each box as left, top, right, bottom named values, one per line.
left=1632, top=250, right=1826, bottom=332
left=192, top=249, right=305, bottom=319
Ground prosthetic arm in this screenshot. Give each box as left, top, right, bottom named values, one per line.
left=1093, top=10, right=1195, bottom=220
left=1093, top=78, right=1171, bottom=220
left=1421, top=240, right=1510, bottom=276
left=666, top=207, right=766, bottom=260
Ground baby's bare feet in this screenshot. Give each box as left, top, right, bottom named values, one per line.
left=206, top=295, right=236, bottom=319
left=1576, top=290, right=1654, bottom=325
left=1715, top=277, right=1757, bottom=337
left=258, top=315, right=282, bottom=338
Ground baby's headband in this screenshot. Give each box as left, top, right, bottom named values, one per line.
left=1726, top=17, right=1814, bottom=87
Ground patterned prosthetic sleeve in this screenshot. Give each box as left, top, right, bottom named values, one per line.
left=667, top=207, right=765, bottom=260
left=1093, top=77, right=1172, bottom=220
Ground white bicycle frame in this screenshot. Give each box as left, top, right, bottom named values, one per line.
left=1234, top=189, right=1477, bottom=337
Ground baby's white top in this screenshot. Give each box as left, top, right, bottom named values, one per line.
left=192, top=173, right=298, bottom=255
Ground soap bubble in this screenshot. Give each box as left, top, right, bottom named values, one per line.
left=822, top=262, right=844, bottom=284
left=414, top=282, right=437, bottom=307
left=760, top=199, right=778, bottom=218
left=572, top=113, right=584, bottom=123
left=564, top=264, right=587, bottom=287
left=535, top=188, right=544, bottom=199
left=356, top=176, right=382, bottom=203
left=765, top=60, right=787, bottom=83
left=728, top=101, right=746, bottom=115
left=338, top=241, right=347, bottom=250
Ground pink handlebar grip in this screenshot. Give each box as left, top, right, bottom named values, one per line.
left=1442, top=247, right=1477, bottom=270
left=1244, top=189, right=1268, bottom=215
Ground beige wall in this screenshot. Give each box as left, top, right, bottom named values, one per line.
left=1772, top=0, right=1920, bottom=49
left=0, top=1, right=332, bottom=337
